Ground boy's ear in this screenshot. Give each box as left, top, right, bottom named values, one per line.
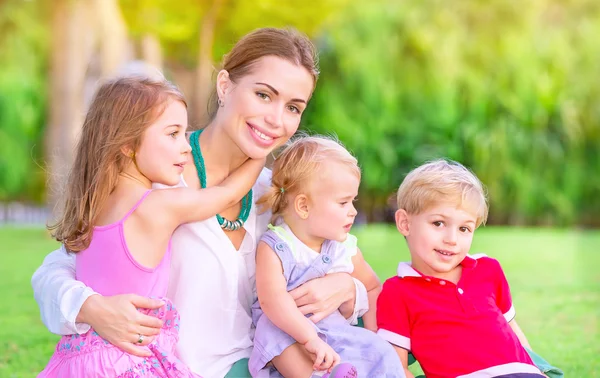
left=395, top=209, right=411, bottom=236
left=293, top=194, right=310, bottom=219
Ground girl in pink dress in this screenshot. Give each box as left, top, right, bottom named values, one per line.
left=39, top=76, right=264, bottom=377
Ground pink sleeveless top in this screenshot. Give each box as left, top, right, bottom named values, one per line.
left=75, top=190, right=171, bottom=297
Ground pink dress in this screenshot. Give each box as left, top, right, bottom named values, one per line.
left=39, top=190, right=202, bottom=377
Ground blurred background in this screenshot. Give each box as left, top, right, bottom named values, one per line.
left=0, top=0, right=598, bottom=376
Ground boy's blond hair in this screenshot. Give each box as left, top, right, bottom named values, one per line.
left=396, top=159, right=488, bottom=227
left=257, top=135, right=360, bottom=222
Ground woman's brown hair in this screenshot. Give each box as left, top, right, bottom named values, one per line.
left=207, top=27, right=320, bottom=120
left=49, top=76, right=186, bottom=252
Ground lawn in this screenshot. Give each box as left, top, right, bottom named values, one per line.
left=0, top=225, right=598, bottom=377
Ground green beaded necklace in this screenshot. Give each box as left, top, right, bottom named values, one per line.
left=190, top=129, right=252, bottom=231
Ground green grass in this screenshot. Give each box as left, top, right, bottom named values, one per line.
left=1, top=226, right=599, bottom=377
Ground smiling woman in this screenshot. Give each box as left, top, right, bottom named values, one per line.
left=32, top=28, right=371, bottom=378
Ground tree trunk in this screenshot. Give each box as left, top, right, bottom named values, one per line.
left=46, top=0, right=96, bottom=213
left=192, top=0, right=223, bottom=125
left=141, top=34, right=163, bottom=71
left=95, top=0, right=130, bottom=76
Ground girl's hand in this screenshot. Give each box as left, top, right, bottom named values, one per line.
left=303, top=337, right=341, bottom=372
left=78, top=294, right=165, bottom=357
left=290, top=273, right=355, bottom=323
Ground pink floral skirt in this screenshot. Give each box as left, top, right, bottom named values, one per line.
left=38, top=299, right=201, bottom=377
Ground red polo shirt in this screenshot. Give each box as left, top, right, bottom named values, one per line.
left=377, top=255, right=541, bottom=378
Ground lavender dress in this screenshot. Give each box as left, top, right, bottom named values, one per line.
left=248, top=226, right=405, bottom=378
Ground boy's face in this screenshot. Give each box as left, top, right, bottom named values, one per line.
left=395, top=202, right=478, bottom=279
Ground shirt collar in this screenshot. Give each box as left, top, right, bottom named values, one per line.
left=397, top=255, right=480, bottom=278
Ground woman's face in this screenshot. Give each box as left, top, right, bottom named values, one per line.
left=216, top=56, right=315, bottom=159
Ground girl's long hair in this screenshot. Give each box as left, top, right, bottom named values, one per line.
left=49, top=76, right=186, bottom=252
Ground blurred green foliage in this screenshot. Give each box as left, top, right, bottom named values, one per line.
left=303, top=0, right=600, bottom=226
left=0, top=0, right=48, bottom=202
left=0, top=0, right=598, bottom=226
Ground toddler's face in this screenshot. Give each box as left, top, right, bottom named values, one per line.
left=399, top=203, right=477, bottom=279
left=305, top=162, right=359, bottom=243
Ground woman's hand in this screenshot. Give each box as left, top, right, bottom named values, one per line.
left=289, top=273, right=355, bottom=323
left=77, top=294, right=165, bottom=357
left=303, top=336, right=341, bottom=372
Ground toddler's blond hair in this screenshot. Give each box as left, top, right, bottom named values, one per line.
left=258, top=135, right=360, bottom=222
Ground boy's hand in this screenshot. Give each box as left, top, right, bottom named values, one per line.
left=303, top=336, right=340, bottom=372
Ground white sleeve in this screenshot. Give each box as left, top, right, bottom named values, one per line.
left=31, top=245, right=97, bottom=335
left=347, top=277, right=369, bottom=325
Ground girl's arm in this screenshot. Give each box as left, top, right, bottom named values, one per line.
left=255, top=241, right=319, bottom=344
left=350, top=247, right=381, bottom=331
left=392, top=345, right=415, bottom=378
left=159, top=158, right=265, bottom=225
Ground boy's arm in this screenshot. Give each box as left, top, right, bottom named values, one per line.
left=493, top=259, right=548, bottom=376
left=393, top=345, right=415, bottom=378
left=508, top=319, right=532, bottom=350
left=350, top=247, right=381, bottom=331
left=160, top=158, right=265, bottom=225
left=255, top=241, right=319, bottom=344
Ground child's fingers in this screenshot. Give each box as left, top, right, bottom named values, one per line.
left=330, top=352, right=341, bottom=371
left=313, top=349, right=325, bottom=370
left=321, top=351, right=334, bottom=370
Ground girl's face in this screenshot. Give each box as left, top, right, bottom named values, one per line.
left=305, top=162, right=360, bottom=243
left=216, top=56, right=314, bottom=159
left=135, top=100, right=191, bottom=186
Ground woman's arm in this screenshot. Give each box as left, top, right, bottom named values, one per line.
left=31, top=246, right=165, bottom=357
left=31, top=245, right=95, bottom=335
left=289, top=272, right=368, bottom=324
left=255, top=242, right=319, bottom=344
left=350, top=247, right=381, bottom=331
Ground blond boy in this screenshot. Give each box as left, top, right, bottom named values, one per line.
left=376, top=160, right=546, bottom=378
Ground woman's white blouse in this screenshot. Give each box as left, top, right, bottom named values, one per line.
left=31, top=168, right=368, bottom=378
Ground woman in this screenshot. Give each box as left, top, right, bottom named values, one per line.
left=32, top=27, right=369, bottom=378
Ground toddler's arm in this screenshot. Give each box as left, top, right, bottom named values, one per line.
left=255, top=241, right=340, bottom=370
left=160, top=157, right=265, bottom=225
left=350, top=247, right=381, bottom=331
left=255, top=241, right=320, bottom=344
